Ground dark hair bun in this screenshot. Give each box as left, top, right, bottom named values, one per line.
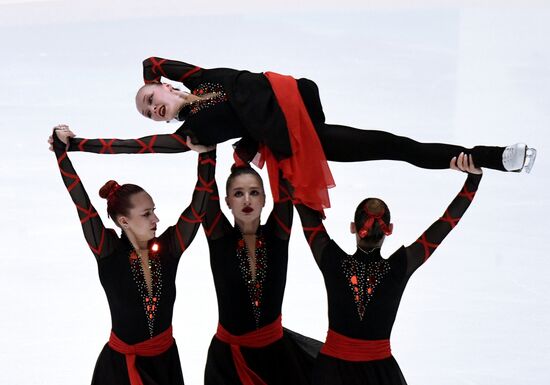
left=230, top=163, right=252, bottom=173
left=364, top=200, right=385, bottom=215
left=99, top=180, right=119, bottom=199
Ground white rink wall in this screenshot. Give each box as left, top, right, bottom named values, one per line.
left=1, top=1, right=549, bottom=384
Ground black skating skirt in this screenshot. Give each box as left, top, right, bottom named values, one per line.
left=312, top=352, right=407, bottom=385
left=91, top=342, right=185, bottom=385
left=204, top=328, right=322, bottom=385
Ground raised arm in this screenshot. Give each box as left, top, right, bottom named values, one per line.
left=295, top=203, right=331, bottom=266
left=266, top=173, right=294, bottom=241
left=68, top=133, right=191, bottom=155
left=200, top=170, right=233, bottom=241
left=52, top=127, right=117, bottom=260
left=143, top=57, right=203, bottom=90
left=404, top=171, right=482, bottom=277
left=162, top=149, right=217, bottom=257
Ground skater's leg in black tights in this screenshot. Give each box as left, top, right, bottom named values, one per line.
left=317, top=124, right=505, bottom=170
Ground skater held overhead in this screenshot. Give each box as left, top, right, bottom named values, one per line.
left=67, top=56, right=536, bottom=213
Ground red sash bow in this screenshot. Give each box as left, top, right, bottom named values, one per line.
left=108, top=326, right=174, bottom=385
left=215, top=315, right=283, bottom=385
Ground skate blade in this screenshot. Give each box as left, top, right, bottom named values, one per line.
left=523, top=148, right=537, bottom=173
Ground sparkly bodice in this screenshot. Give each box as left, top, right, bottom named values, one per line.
left=235, top=229, right=269, bottom=328
left=341, top=249, right=391, bottom=321
left=207, top=221, right=289, bottom=335
left=176, top=81, right=245, bottom=147
left=188, top=82, right=228, bottom=115
left=128, top=245, right=163, bottom=338
left=320, top=244, right=408, bottom=340
left=97, top=234, right=181, bottom=344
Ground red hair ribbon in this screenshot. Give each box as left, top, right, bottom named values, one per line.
left=107, top=182, right=122, bottom=201
left=358, top=207, right=393, bottom=238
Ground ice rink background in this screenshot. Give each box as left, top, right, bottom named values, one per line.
left=1, top=1, right=549, bottom=384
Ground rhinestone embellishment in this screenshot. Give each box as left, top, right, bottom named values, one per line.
left=129, top=246, right=163, bottom=338
left=236, top=231, right=267, bottom=328
left=190, top=82, right=228, bottom=115
left=342, top=254, right=390, bottom=321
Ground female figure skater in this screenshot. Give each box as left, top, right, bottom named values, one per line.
left=294, top=153, right=482, bottom=385
left=201, top=164, right=321, bottom=384
left=67, top=56, right=535, bottom=213
left=50, top=125, right=216, bottom=385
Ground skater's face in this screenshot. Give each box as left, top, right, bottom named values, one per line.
left=117, top=191, right=159, bottom=242
left=225, top=174, right=266, bottom=226
left=136, top=83, right=189, bottom=122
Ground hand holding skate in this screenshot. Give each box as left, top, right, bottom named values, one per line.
left=451, top=152, right=482, bottom=175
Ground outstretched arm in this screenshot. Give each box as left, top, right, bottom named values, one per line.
left=164, top=148, right=217, bottom=257
left=51, top=126, right=117, bottom=260
left=404, top=154, right=483, bottom=276
left=67, top=133, right=191, bottom=154
left=143, top=57, right=203, bottom=90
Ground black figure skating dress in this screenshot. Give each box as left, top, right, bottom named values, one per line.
left=68, top=57, right=504, bottom=212
left=201, top=174, right=321, bottom=384
left=53, top=133, right=216, bottom=385
left=295, top=172, right=482, bottom=385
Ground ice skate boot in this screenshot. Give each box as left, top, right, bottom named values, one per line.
left=502, top=143, right=537, bottom=173
left=524, top=147, right=537, bottom=173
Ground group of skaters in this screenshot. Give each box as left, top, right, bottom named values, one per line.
left=49, top=56, right=536, bottom=385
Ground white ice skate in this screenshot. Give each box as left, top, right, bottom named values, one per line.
left=502, top=143, right=537, bottom=173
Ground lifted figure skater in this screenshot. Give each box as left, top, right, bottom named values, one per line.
left=67, top=57, right=536, bottom=213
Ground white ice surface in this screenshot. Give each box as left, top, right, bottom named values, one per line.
left=1, top=2, right=549, bottom=384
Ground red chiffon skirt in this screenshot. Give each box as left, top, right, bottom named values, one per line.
left=251, top=72, right=335, bottom=216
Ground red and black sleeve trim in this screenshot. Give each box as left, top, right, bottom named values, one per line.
left=69, top=134, right=190, bottom=155
left=53, top=132, right=116, bottom=260
left=405, top=173, right=482, bottom=274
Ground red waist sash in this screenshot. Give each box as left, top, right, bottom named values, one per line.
left=108, top=326, right=174, bottom=385
left=261, top=71, right=335, bottom=216
left=215, top=315, right=283, bottom=385
left=320, top=329, right=391, bottom=362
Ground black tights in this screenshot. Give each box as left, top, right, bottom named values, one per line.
left=317, top=124, right=505, bottom=171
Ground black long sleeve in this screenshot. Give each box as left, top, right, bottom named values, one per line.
left=295, top=203, right=331, bottom=266
left=265, top=174, right=294, bottom=241
left=68, top=133, right=190, bottom=154
left=161, top=150, right=217, bottom=257
left=404, top=173, right=482, bottom=276
left=53, top=132, right=117, bottom=260
left=142, top=57, right=203, bottom=91
left=200, top=173, right=232, bottom=241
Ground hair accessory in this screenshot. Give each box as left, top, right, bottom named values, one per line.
left=108, top=182, right=121, bottom=199
left=358, top=206, right=393, bottom=238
